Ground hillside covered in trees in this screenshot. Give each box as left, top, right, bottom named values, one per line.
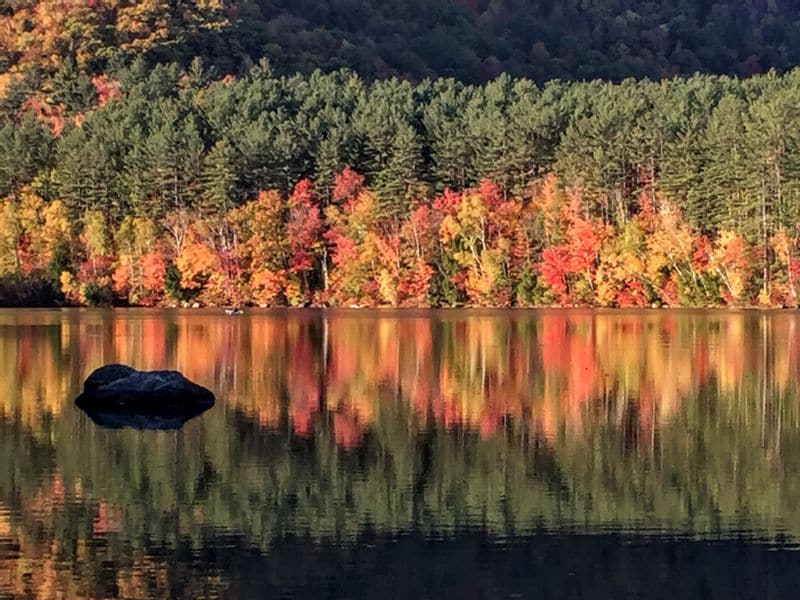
left=4, top=3, right=800, bottom=307
left=3, top=0, right=800, bottom=84
left=2, top=65, right=800, bottom=307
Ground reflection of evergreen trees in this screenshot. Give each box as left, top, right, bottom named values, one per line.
left=2, top=381, right=800, bottom=561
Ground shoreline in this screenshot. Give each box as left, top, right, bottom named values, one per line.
left=0, top=304, right=795, bottom=312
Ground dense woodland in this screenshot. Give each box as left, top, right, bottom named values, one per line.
left=4, top=64, right=800, bottom=307
left=5, top=3, right=800, bottom=307
left=4, top=0, right=800, bottom=83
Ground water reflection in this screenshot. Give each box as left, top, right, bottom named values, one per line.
left=0, top=308, right=799, bottom=597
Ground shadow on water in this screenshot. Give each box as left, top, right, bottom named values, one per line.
left=64, top=531, right=800, bottom=599
left=224, top=532, right=800, bottom=600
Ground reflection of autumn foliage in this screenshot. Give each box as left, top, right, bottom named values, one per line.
left=2, top=311, right=800, bottom=597
left=3, top=310, right=799, bottom=452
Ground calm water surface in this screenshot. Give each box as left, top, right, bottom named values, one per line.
left=1, top=308, right=800, bottom=598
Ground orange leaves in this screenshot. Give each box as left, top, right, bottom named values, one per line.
left=175, top=229, right=218, bottom=291
left=710, top=230, right=754, bottom=305
left=769, top=228, right=800, bottom=307
left=111, top=217, right=169, bottom=304
left=140, top=251, right=166, bottom=294
left=111, top=258, right=132, bottom=297
left=250, top=268, right=288, bottom=307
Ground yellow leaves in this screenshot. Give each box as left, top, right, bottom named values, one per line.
left=440, top=193, right=488, bottom=249
left=115, top=0, right=172, bottom=51
left=593, top=272, right=617, bottom=306
left=284, top=277, right=304, bottom=306
left=771, top=227, right=792, bottom=264
left=229, top=191, right=287, bottom=270
left=439, top=214, right=460, bottom=246
left=81, top=210, right=109, bottom=258
left=0, top=199, right=20, bottom=275
left=758, top=287, right=771, bottom=307
left=41, top=199, right=70, bottom=245
left=114, top=215, right=135, bottom=254
left=642, top=201, right=697, bottom=292
left=467, top=247, right=507, bottom=305
left=134, top=217, right=157, bottom=255
left=378, top=268, right=397, bottom=306
left=710, top=229, right=752, bottom=304
left=0, top=192, right=71, bottom=272
left=529, top=173, right=563, bottom=242
left=59, top=271, right=77, bottom=300
left=340, top=190, right=379, bottom=238
left=593, top=221, right=646, bottom=306
left=17, top=189, right=44, bottom=233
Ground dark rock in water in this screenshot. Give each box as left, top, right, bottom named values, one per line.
left=83, top=364, right=136, bottom=390
left=75, top=365, right=215, bottom=430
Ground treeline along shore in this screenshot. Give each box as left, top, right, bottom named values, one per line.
left=4, top=63, right=800, bottom=307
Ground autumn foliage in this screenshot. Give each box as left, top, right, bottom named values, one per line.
left=0, top=172, right=795, bottom=307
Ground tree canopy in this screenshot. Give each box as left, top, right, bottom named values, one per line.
left=3, top=0, right=800, bottom=86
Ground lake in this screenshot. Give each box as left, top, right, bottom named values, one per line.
left=1, top=308, right=800, bottom=598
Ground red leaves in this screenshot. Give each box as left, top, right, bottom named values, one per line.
left=692, top=235, right=712, bottom=271
left=286, top=179, right=323, bottom=276
left=332, top=167, right=364, bottom=204
left=478, top=179, right=503, bottom=210
left=92, top=74, right=121, bottom=107
left=27, top=170, right=775, bottom=308
left=431, top=188, right=461, bottom=215
left=567, top=217, right=601, bottom=273
left=614, top=279, right=648, bottom=308
left=538, top=205, right=604, bottom=305
left=140, top=251, right=166, bottom=293
left=539, top=246, right=570, bottom=300
left=397, top=260, right=433, bottom=306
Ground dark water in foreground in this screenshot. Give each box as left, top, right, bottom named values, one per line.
left=2, top=308, right=800, bottom=598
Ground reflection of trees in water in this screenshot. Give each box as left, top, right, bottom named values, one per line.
left=1, top=310, right=800, bottom=595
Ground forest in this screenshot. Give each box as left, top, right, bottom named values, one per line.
left=5, top=2, right=800, bottom=307
left=3, top=61, right=800, bottom=307
left=4, top=0, right=800, bottom=83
